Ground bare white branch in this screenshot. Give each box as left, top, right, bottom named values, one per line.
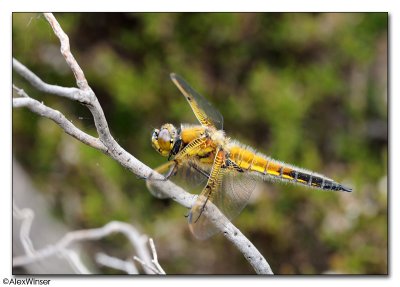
left=12, top=84, right=28, bottom=97
left=13, top=202, right=156, bottom=274
left=95, top=253, right=139, bottom=274
left=12, top=58, right=87, bottom=103
left=13, top=202, right=94, bottom=274
left=133, top=256, right=163, bottom=275
left=12, top=203, right=35, bottom=256
left=148, top=238, right=166, bottom=275
left=12, top=12, right=274, bottom=274
left=60, top=249, right=91, bottom=274
left=132, top=237, right=167, bottom=274
left=12, top=87, right=106, bottom=152
left=13, top=219, right=155, bottom=274
left=43, top=13, right=89, bottom=91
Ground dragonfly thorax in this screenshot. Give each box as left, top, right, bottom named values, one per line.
left=151, top=123, right=179, bottom=157
left=209, top=129, right=226, bottom=147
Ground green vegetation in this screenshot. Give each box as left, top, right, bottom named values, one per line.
left=13, top=13, right=387, bottom=274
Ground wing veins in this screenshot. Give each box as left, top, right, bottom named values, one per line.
left=170, top=73, right=224, bottom=130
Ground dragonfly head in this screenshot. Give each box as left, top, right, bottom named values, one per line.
left=151, top=123, right=178, bottom=157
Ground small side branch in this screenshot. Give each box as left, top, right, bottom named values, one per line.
left=12, top=59, right=87, bottom=103
left=148, top=238, right=166, bottom=274
left=12, top=86, right=106, bottom=152
left=133, top=238, right=166, bottom=274
left=44, top=13, right=89, bottom=90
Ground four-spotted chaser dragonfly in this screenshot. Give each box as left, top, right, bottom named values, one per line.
left=147, top=73, right=352, bottom=240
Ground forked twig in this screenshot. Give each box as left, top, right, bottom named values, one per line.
left=133, top=238, right=166, bottom=275
left=13, top=208, right=156, bottom=274
left=149, top=238, right=166, bottom=274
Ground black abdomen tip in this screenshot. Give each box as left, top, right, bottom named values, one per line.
left=340, top=185, right=353, bottom=192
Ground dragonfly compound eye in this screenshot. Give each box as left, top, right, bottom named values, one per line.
left=152, top=129, right=159, bottom=139
left=151, top=127, right=173, bottom=157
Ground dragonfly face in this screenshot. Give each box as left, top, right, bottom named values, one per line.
left=151, top=123, right=179, bottom=157
left=147, top=73, right=352, bottom=240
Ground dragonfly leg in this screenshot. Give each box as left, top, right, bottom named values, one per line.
left=189, top=149, right=225, bottom=224
left=195, top=193, right=211, bottom=223
left=188, top=162, right=210, bottom=179
left=188, top=190, right=211, bottom=224
left=225, top=158, right=244, bottom=172
left=139, top=161, right=178, bottom=181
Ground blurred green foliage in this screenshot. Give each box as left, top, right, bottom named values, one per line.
left=12, top=13, right=387, bottom=274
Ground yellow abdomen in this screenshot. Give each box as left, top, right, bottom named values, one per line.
left=228, top=143, right=349, bottom=192
left=229, top=145, right=293, bottom=180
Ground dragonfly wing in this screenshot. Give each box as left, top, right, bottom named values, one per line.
left=188, top=149, right=225, bottom=239
left=217, top=169, right=258, bottom=222
left=188, top=169, right=258, bottom=240
left=146, top=161, right=209, bottom=199
left=170, top=73, right=224, bottom=130
left=175, top=162, right=210, bottom=192
left=188, top=151, right=258, bottom=240
left=188, top=192, right=224, bottom=240
left=146, top=161, right=176, bottom=199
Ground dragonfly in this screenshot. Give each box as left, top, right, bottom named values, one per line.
left=146, top=73, right=352, bottom=240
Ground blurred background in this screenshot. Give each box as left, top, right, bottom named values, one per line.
left=12, top=13, right=387, bottom=274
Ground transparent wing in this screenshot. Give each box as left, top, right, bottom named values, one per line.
left=146, top=161, right=176, bottom=199
left=188, top=167, right=258, bottom=240
left=146, top=161, right=209, bottom=199
left=218, top=170, right=258, bottom=222
left=170, top=73, right=224, bottom=130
